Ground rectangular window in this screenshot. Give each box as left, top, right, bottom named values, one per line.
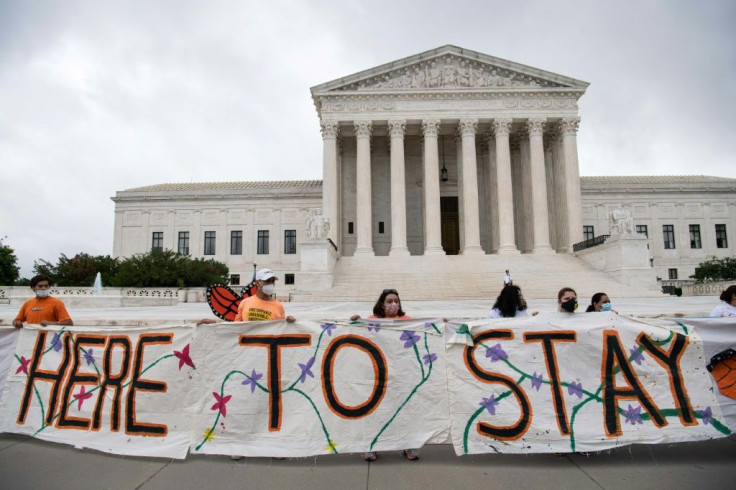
left=231, top=230, right=243, bottom=255
left=348, top=222, right=354, bottom=234
left=204, top=231, right=216, bottom=255
left=689, top=224, right=701, bottom=249
left=230, top=274, right=240, bottom=286
left=583, top=225, right=594, bottom=241
left=151, top=232, right=163, bottom=252
left=378, top=221, right=385, bottom=234
left=716, top=224, right=728, bottom=248
left=668, top=268, right=678, bottom=280
left=284, top=230, right=297, bottom=254
left=178, top=231, right=189, bottom=255
left=257, top=230, right=269, bottom=255
left=663, top=225, right=676, bottom=249
left=636, top=225, right=648, bottom=238
left=285, top=273, right=295, bottom=285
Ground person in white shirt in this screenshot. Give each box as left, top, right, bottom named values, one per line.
left=503, top=269, right=513, bottom=287
left=710, top=285, right=736, bottom=318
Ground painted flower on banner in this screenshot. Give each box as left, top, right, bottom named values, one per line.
left=423, top=353, right=437, bottom=365
left=50, top=332, right=62, bottom=352
left=624, top=404, right=643, bottom=425
left=211, top=392, right=232, bottom=417
left=530, top=372, right=544, bottom=391
left=298, top=357, right=315, bottom=383
left=697, top=406, right=713, bottom=426
left=567, top=381, right=583, bottom=398
left=242, top=369, right=263, bottom=393
left=400, top=331, right=420, bottom=348
left=485, top=344, right=507, bottom=362
left=367, top=323, right=381, bottom=332
left=83, top=348, right=95, bottom=366
left=629, top=346, right=644, bottom=365
left=174, top=344, right=195, bottom=370
left=424, top=322, right=435, bottom=331
left=325, top=440, right=338, bottom=453
left=202, top=428, right=215, bottom=442
left=15, top=356, right=30, bottom=375
left=321, top=323, right=337, bottom=336
left=480, top=395, right=498, bottom=415
left=73, top=386, right=94, bottom=410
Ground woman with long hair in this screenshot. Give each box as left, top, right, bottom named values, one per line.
left=488, top=285, right=536, bottom=318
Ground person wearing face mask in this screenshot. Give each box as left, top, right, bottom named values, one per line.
left=585, top=292, right=615, bottom=313
left=350, top=289, right=418, bottom=462
left=13, top=275, right=73, bottom=328
left=709, top=285, right=736, bottom=317
left=233, top=268, right=296, bottom=322
left=557, top=287, right=578, bottom=314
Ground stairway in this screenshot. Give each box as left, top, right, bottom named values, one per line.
left=291, top=253, right=663, bottom=302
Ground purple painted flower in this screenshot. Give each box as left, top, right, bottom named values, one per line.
left=298, top=357, right=315, bottom=383
left=50, top=333, right=62, bottom=352
left=479, top=395, right=498, bottom=415
left=241, top=369, right=263, bottom=393
left=367, top=323, right=381, bottom=332
left=424, top=322, right=434, bottom=331
left=485, top=344, right=507, bottom=362
left=423, top=353, right=437, bottom=365
left=400, top=331, right=420, bottom=348
left=624, top=404, right=643, bottom=425
left=84, top=348, right=95, bottom=366
left=567, top=381, right=583, bottom=398
left=629, top=346, right=644, bottom=365
left=321, top=323, right=337, bottom=336
left=697, top=406, right=713, bottom=426
left=530, top=372, right=544, bottom=391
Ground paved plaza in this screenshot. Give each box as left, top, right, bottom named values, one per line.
left=1, top=296, right=734, bottom=489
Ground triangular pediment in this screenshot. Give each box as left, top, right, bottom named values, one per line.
left=311, top=45, right=588, bottom=94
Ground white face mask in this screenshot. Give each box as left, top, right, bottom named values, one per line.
left=35, top=289, right=51, bottom=298
left=262, top=284, right=275, bottom=296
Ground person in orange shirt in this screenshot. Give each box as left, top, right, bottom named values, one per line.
left=13, top=275, right=73, bottom=328
left=234, top=268, right=295, bottom=322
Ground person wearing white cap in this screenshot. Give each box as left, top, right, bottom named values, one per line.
left=234, top=268, right=295, bottom=322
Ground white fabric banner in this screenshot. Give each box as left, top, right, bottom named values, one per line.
left=0, top=324, right=198, bottom=459
left=0, top=327, right=20, bottom=399
left=446, top=313, right=731, bottom=455
left=189, top=319, right=448, bottom=457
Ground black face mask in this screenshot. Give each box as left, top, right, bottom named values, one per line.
left=561, top=298, right=578, bottom=313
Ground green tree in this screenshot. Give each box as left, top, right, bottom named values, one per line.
left=0, top=238, right=20, bottom=285
left=34, top=253, right=119, bottom=286
left=109, top=250, right=228, bottom=287
left=691, top=256, right=736, bottom=282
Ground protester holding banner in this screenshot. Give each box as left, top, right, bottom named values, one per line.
left=488, top=285, right=538, bottom=318
left=12, top=275, right=73, bottom=328
left=558, top=287, right=578, bottom=313
left=585, top=292, right=616, bottom=313
left=351, top=288, right=419, bottom=462
left=710, top=285, right=736, bottom=318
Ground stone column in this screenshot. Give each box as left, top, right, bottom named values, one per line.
left=518, top=128, right=533, bottom=252
left=560, top=117, right=583, bottom=251
left=551, top=128, right=568, bottom=253
left=320, top=121, right=340, bottom=245
left=492, top=118, right=519, bottom=254
left=527, top=118, right=553, bottom=253
left=354, top=121, right=374, bottom=255
left=458, top=119, right=484, bottom=254
left=485, top=132, right=499, bottom=253
left=544, top=131, right=558, bottom=251
left=422, top=119, right=444, bottom=254
left=388, top=120, right=410, bottom=256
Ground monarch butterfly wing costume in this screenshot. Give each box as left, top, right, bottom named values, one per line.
left=241, top=279, right=258, bottom=299
left=206, top=284, right=243, bottom=321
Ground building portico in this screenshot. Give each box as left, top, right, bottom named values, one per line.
left=312, top=45, right=588, bottom=257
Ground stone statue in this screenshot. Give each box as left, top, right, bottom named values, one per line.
left=306, top=208, right=330, bottom=239
left=609, top=207, right=635, bottom=236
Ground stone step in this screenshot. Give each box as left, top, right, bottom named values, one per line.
left=291, top=254, right=663, bottom=301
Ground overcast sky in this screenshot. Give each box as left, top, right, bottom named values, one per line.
left=1, top=0, right=734, bottom=278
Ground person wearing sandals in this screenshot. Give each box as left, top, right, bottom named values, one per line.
left=350, top=288, right=420, bottom=462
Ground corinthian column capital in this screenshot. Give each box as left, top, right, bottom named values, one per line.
left=458, top=118, right=478, bottom=136
left=526, top=117, right=546, bottom=136
left=320, top=120, right=339, bottom=139
left=421, top=119, right=441, bottom=137
left=559, top=117, right=580, bottom=135
left=492, top=118, right=512, bottom=137
left=354, top=120, right=373, bottom=138
left=388, top=119, right=406, bottom=138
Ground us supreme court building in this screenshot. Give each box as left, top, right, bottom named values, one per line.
left=112, top=46, right=736, bottom=299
